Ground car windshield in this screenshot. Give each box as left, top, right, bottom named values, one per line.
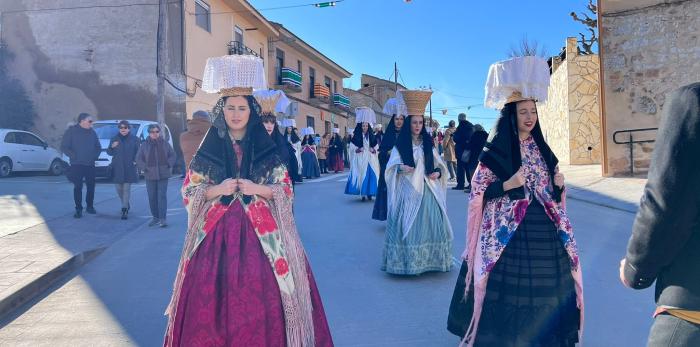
left=93, top=123, right=140, bottom=139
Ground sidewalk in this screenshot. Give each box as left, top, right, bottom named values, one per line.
left=0, top=177, right=183, bottom=322
left=560, top=164, right=647, bottom=214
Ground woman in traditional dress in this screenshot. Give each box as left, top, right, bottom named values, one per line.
left=344, top=109, right=379, bottom=202
left=285, top=126, right=303, bottom=183
left=447, top=56, right=583, bottom=347
left=300, top=132, right=321, bottom=179
left=328, top=129, right=345, bottom=173
left=381, top=90, right=453, bottom=275
left=163, top=56, right=333, bottom=347
left=258, top=92, right=298, bottom=188
left=372, top=100, right=406, bottom=221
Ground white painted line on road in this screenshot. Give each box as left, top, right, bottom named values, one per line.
left=302, top=173, right=348, bottom=183
left=336, top=178, right=348, bottom=182
left=452, top=256, right=462, bottom=266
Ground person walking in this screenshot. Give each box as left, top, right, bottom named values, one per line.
left=464, top=124, right=489, bottom=192
left=620, top=82, right=700, bottom=347
left=328, top=129, right=345, bottom=173
left=442, top=120, right=457, bottom=181
left=106, top=120, right=140, bottom=220
left=61, top=113, right=101, bottom=218
left=136, top=124, right=175, bottom=227
left=179, top=110, right=210, bottom=171
left=452, top=113, right=474, bottom=190
left=345, top=108, right=380, bottom=202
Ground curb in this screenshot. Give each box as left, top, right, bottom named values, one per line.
left=0, top=247, right=106, bottom=321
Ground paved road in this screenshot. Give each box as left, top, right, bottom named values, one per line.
left=0, top=172, right=654, bottom=346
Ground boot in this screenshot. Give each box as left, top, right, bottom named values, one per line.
left=86, top=206, right=96, bottom=214
left=121, top=208, right=128, bottom=220
left=74, top=208, right=83, bottom=219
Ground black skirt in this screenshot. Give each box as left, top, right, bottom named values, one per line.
left=371, top=153, right=390, bottom=221
left=447, top=199, right=580, bottom=347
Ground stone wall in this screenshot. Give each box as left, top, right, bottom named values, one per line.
left=540, top=37, right=602, bottom=165
left=0, top=0, right=185, bottom=148
left=601, top=0, right=700, bottom=176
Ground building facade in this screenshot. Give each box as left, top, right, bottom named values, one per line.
left=267, top=22, right=352, bottom=136
left=600, top=0, right=700, bottom=176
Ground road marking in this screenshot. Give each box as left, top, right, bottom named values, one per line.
left=302, top=173, right=348, bottom=183
left=452, top=256, right=462, bottom=266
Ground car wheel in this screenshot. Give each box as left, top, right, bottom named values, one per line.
left=0, top=158, right=12, bottom=178
left=49, top=159, right=64, bottom=176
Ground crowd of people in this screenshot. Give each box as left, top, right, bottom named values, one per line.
left=56, top=53, right=699, bottom=347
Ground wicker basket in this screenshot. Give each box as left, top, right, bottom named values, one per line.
left=402, top=90, right=433, bottom=116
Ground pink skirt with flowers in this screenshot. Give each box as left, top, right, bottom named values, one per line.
left=165, top=201, right=333, bottom=347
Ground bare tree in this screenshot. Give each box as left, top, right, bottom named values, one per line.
left=571, top=0, right=598, bottom=54
left=508, top=35, right=549, bottom=58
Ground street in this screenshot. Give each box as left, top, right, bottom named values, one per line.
left=0, top=171, right=654, bottom=346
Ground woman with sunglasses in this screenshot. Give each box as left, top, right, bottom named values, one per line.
left=106, top=120, right=140, bottom=220
left=136, top=123, right=175, bottom=227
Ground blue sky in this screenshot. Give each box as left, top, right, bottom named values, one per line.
left=249, top=0, right=596, bottom=130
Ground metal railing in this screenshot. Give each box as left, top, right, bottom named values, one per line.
left=613, top=127, right=658, bottom=176
left=227, top=41, right=259, bottom=58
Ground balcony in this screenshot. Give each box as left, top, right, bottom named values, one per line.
left=332, top=93, right=350, bottom=112
left=228, top=41, right=260, bottom=58
left=310, top=84, right=331, bottom=105
left=275, top=68, right=302, bottom=93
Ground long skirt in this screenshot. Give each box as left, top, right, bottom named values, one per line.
left=381, top=186, right=453, bottom=275
left=166, top=201, right=334, bottom=347
left=301, top=151, right=321, bottom=179
left=329, top=152, right=344, bottom=173
left=344, top=166, right=378, bottom=197
left=371, top=157, right=389, bottom=221
left=287, top=146, right=303, bottom=183
left=446, top=200, right=579, bottom=346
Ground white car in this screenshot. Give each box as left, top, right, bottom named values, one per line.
left=0, top=129, right=67, bottom=177
left=92, top=120, right=174, bottom=178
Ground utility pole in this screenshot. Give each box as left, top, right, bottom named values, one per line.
left=429, top=84, right=433, bottom=127
left=156, top=0, right=168, bottom=128
left=394, top=62, right=398, bottom=92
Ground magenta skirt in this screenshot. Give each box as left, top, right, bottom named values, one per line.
left=166, top=201, right=334, bottom=346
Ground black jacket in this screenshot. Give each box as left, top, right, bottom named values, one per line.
left=623, top=83, right=700, bottom=311
left=60, top=125, right=101, bottom=166
left=106, top=134, right=140, bottom=183
left=453, top=120, right=474, bottom=156
left=466, top=130, right=488, bottom=169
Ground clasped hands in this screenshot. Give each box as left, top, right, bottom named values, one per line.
left=211, top=178, right=263, bottom=197
left=399, top=165, right=439, bottom=180
left=503, top=167, right=565, bottom=191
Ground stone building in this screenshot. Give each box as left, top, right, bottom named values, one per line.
left=600, top=0, right=700, bottom=176
left=343, top=74, right=407, bottom=131
left=0, top=0, right=353, bottom=149
left=539, top=37, right=602, bottom=165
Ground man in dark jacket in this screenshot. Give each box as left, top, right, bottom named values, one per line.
left=452, top=113, right=474, bottom=190
left=620, top=82, right=700, bottom=346
left=107, top=120, right=140, bottom=220
left=136, top=124, right=175, bottom=228
left=465, top=124, right=489, bottom=192
left=61, top=113, right=101, bottom=218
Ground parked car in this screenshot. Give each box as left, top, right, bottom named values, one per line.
left=0, top=129, right=67, bottom=177
left=92, top=120, right=174, bottom=178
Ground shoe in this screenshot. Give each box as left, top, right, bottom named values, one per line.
left=368, top=196, right=373, bottom=201
left=159, top=220, right=168, bottom=228
left=86, top=206, right=96, bottom=214
left=121, top=208, right=128, bottom=220
left=148, top=218, right=159, bottom=227
left=361, top=196, right=366, bottom=202
left=74, top=208, right=82, bottom=218
left=452, top=186, right=464, bottom=190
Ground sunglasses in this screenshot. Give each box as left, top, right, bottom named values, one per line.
left=149, top=130, right=160, bottom=133
left=86, top=120, right=93, bottom=123
left=119, top=126, right=129, bottom=130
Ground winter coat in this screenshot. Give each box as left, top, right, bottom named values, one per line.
left=318, top=136, right=330, bottom=160
left=453, top=120, right=474, bottom=157
left=106, top=134, right=140, bottom=183
left=179, top=118, right=211, bottom=169
left=623, top=82, right=700, bottom=311
left=136, top=137, right=175, bottom=180
left=442, top=127, right=457, bottom=162
left=466, top=130, right=489, bottom=170
left=60, top=125, right=101, bottom=166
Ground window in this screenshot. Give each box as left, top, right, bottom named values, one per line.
left=309, top=67, right=316, bottom=98
left=306, top=116, right=315, bottom=129
left=18, top=132, right=44, bottom=147
left=297, top=60, right=302, bottom=73
left=234, top=26, right=243, bottom=43
left=4, top=132, right=18, bottom=144
left=195, top=0, right=211, bottom=32
left=333, top=80, right=338, bottom=94
left=324, top=76, right=331, bottom=92
left=276, top=49, right=285, bottom=84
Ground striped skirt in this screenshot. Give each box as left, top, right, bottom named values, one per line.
left=447, top=199, right=580, bottom=346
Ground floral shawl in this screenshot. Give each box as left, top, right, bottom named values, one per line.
left=460, top=136, right=584, bottom=346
